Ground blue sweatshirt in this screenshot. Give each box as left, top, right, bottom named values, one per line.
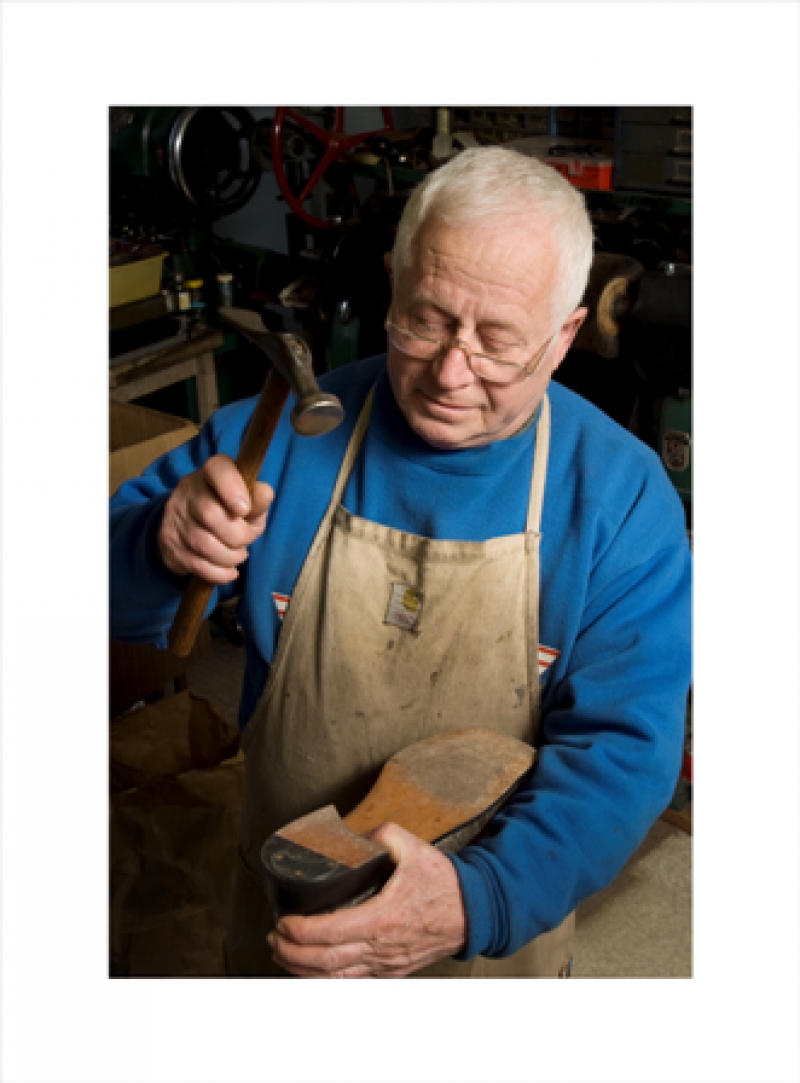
left=110, top=354, right=692, bottom=960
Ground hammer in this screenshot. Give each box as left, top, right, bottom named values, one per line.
left=167, top=307, right=345, bottom=657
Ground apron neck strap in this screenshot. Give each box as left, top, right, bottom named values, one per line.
left=526, top=393, right=550, bottom=534
left=329, top=385, right=375, bottom=508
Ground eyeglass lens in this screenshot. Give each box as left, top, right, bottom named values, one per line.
left=387, top=323, right=534, bottom=385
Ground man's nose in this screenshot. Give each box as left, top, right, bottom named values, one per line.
left=431, top=341, right=474, bottom=386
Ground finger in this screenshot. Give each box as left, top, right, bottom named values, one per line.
left=179, top=487, right=257, bottom=556
left=159, top=506, right=235, bottom=582
left=269, top=930, right=370, bottom=975
left=173, top=553, right=240, bottom=586
left=271, top=921, right=422, bottom=978
left=286, top=963, right=375, bottom=979
left=271, top=954, right=374, bottom=979
left=160, top=519, right=241, bottom=583
left=184, top=486, right=265, bottom=552
left=202, top=454, right=253, bottom=517
left=175, top=515, right=250, bottom=570
left=275, top=881, right=396, bottom=948
left=187, top=471, right=272, bottom=548
left=270, top=927, right=415, bottom=979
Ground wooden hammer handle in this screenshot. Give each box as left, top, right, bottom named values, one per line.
left=168, top=369, right=291, bottom=657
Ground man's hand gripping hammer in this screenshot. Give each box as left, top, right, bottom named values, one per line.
left=168, top=307, right=344, bottom=657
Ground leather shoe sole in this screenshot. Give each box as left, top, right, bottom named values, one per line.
left=260, top=728, right=535, bottom=918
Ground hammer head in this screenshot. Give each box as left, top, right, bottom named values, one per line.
left=219, top=307, right=344, bottom=436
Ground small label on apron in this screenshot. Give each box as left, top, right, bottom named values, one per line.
left=384, top=583, right=424, bottom=631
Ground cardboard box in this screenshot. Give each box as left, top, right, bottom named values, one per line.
left=110, top=691, right=244, bottom=974
left=109, top=629, right=212, bottom=720
left=110, top=400, right=197, bottom=496
left=109, top=401, right=208, bottom=719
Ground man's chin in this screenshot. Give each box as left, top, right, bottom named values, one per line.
left=406, top=413, right=482, bottom=450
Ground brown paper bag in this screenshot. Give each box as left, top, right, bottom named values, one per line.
left=110, top=692, right=244, bottom=977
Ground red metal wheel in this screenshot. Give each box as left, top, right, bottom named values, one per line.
left=271, top=107, right=394, bottom=230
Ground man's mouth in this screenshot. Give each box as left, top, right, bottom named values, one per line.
left=419, top=391, right=476, bottom=414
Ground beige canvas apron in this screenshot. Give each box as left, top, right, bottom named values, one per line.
left=226, top=389, right=574, bottom=977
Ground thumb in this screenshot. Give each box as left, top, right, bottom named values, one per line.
left=247, top=481, right=275, bottom=523
left=368, top=822, right=419, bottom=865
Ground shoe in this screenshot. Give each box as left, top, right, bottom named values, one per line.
left=260, top=728, right=535, bottom=919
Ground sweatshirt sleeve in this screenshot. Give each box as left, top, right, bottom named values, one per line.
left=109, top=398, right=256, bottom=648
left=450, top=487, right=692, bottom=959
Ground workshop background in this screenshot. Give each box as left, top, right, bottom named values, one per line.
left=109, top=105, right=693, bottom=978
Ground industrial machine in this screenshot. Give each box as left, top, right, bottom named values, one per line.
left=109, top=107, right=262, bottom=373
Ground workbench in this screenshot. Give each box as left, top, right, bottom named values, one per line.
left=109, top=328, right=224, bottom=423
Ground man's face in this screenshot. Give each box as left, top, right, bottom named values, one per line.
left=387, top=215, right=587, bottom=449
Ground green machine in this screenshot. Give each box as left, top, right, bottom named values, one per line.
left=626, top=261, right=692, bottom=511
left=110, top=107, right=260, bottom=229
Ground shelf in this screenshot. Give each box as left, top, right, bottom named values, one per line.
left=585, top=189, right=692, bottom=217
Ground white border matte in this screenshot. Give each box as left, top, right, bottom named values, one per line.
left=2, top=3, right=798, bottom=1082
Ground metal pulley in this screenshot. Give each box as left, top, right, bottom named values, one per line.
left=110, top=106, right=262, bottom=222
left=168, top=107, right=261, bottom=216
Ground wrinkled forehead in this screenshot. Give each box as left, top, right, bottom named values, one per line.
left=394, top=211, right=562, bottom=312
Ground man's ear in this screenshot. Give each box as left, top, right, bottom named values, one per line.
left=383, top=250, right=393, bottom=281
left=550, top=307, right=588, bottom=374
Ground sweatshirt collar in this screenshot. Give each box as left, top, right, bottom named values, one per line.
left=371, top=368, right=542, bottom=476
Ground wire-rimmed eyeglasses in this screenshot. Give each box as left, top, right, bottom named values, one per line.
left=385, top=317, right=553, bottom=386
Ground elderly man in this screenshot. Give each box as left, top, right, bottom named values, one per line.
left=110, top=147, right=692, bottom=977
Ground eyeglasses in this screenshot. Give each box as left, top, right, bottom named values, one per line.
left=385, top=318, right=553, bottom=386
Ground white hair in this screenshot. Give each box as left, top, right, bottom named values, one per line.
left=392, top=147, right=595, bottom=328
